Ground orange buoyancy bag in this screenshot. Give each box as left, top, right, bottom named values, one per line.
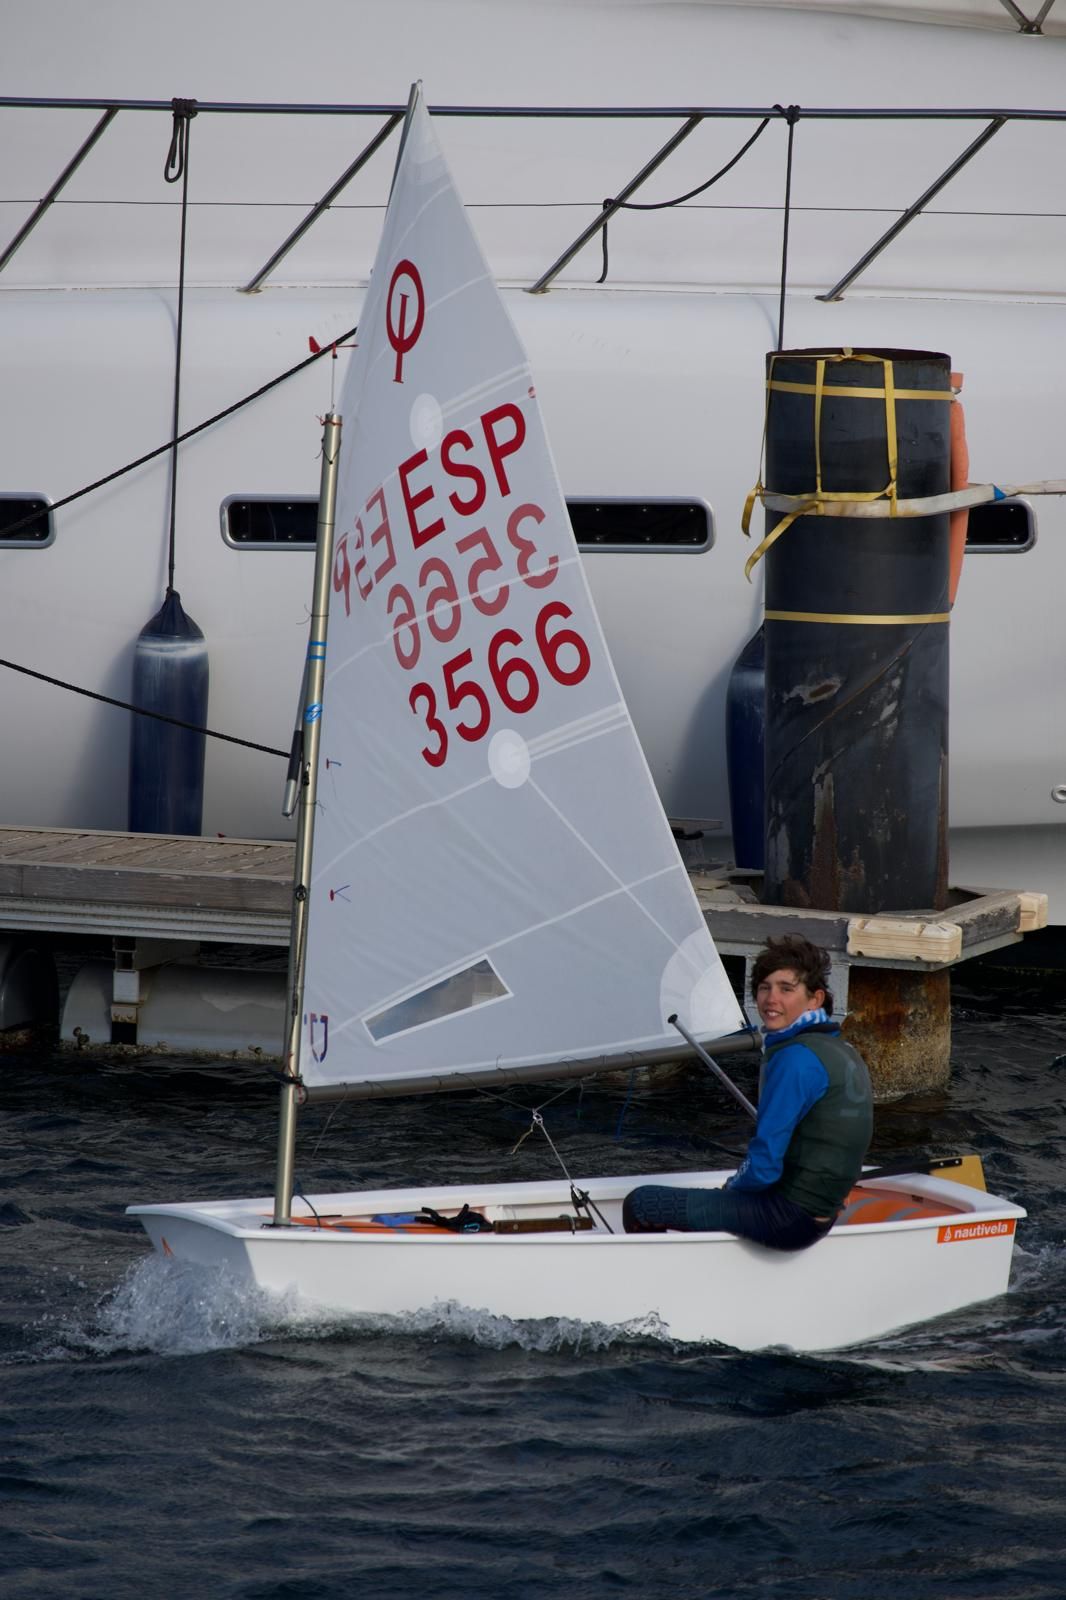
left=949, top=370, right=969, bottom=606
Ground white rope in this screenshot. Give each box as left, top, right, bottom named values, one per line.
left=759, top=478, right=1066, bottom=521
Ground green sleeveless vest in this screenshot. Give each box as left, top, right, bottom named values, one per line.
left=768, top=1028, right=874, bottom=1216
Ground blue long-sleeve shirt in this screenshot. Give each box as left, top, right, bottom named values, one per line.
left=725, top=1012, right=833, bottom=1192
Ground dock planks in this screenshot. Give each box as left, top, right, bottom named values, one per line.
left=0, top=825, right=294, bottom=944
left=0, top=826, right=1045, bottom=963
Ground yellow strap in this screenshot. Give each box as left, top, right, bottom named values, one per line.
left=884, top=358, right=898, bottom=514
left=744, top=503, right=819, bottom=582
left=765, top=609, right=950, bottom=625
left=814, top=358, right=825, bottom=498
left=768, top=380, right=950, bottom=402
left=745, top=351, right=929, bottom=578
left=742, top=348, right=784, bottom=539
left=789, top=484, right=894, bottom=504
left=741, top=481, right=762, bottom=538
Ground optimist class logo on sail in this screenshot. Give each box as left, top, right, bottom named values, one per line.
left=386, top=259, right=424, bottom=384
left=332, top=266, right=592, bottom=771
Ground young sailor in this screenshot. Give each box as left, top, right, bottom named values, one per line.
left=622, top=935, right=873, bottom=1249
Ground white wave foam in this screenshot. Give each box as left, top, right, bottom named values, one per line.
left=50, top=1255, right=305, bottom=1358
left=345, top=1299, right=674, bottom=1353
left=38, top=1256, right=677, bottom=1361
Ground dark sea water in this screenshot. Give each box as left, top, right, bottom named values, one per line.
left=3, top=961, right=1065, bottom=1600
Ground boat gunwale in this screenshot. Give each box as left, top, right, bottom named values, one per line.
left=127, top=1169, right=1027, bottom=1242
left=125, top=1210, right=1026, bottom=1243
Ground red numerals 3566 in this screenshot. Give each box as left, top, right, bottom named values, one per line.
left=335, top=490, right=589, bottom=769
left=408, top=601, right=591, bottom=768
left=381, top=502, right=557, bottom=673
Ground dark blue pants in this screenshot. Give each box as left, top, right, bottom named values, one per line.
left=622, top=1183, right=832, bottom=1252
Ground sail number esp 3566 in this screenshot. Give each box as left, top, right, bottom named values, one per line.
left=331, top=398, right=592, bottom=768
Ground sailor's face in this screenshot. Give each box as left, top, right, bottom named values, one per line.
left=756, top=968, right=825, bottom=1032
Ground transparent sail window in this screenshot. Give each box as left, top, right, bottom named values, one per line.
left=364, top=959, right=511, bottom=1043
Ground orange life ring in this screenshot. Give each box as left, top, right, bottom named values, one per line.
left=949, top=370, right=969, bottom=606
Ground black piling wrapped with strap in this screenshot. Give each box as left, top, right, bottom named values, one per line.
left=758, top=347, right=952, bottom=914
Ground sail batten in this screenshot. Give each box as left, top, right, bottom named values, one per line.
left=300, top=85, right=744, bottom=1092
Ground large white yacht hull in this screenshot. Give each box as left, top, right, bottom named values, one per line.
left=129, top=1168, right=1025, bottom=1353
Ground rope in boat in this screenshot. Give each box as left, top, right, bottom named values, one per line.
left=291, top=1180, right=322, bottom=1225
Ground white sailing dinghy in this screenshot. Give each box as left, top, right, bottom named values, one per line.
left=129, top=87, right=1024, bottom=1354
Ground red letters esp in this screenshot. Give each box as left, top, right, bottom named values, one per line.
left=398, top=401, right=528, bottom=555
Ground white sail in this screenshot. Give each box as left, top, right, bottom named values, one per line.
left=300, top=86, right=744, bottom=1092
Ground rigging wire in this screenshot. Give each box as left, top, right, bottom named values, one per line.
left=597, top=115, right=772, bottom=285
left=511, top=1109, right=615, bottom=1233
left=294, top=1065, right=749, bottom=1223
left=162, top=98, right=198, bottom=595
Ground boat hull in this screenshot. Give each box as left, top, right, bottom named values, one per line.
left=128, top=1168, right=1025, bottom=1352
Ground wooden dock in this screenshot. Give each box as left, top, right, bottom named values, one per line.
left=0, top=824, right=1046, bottom=1062
left=0, top=824, right=1046, bottom=963
left=690, top=869, right=1047, bottom=969
left=0, top=825, right=293, bottom=946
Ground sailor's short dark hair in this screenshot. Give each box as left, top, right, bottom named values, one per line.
left=751, top=935, right=833, bottom=1017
